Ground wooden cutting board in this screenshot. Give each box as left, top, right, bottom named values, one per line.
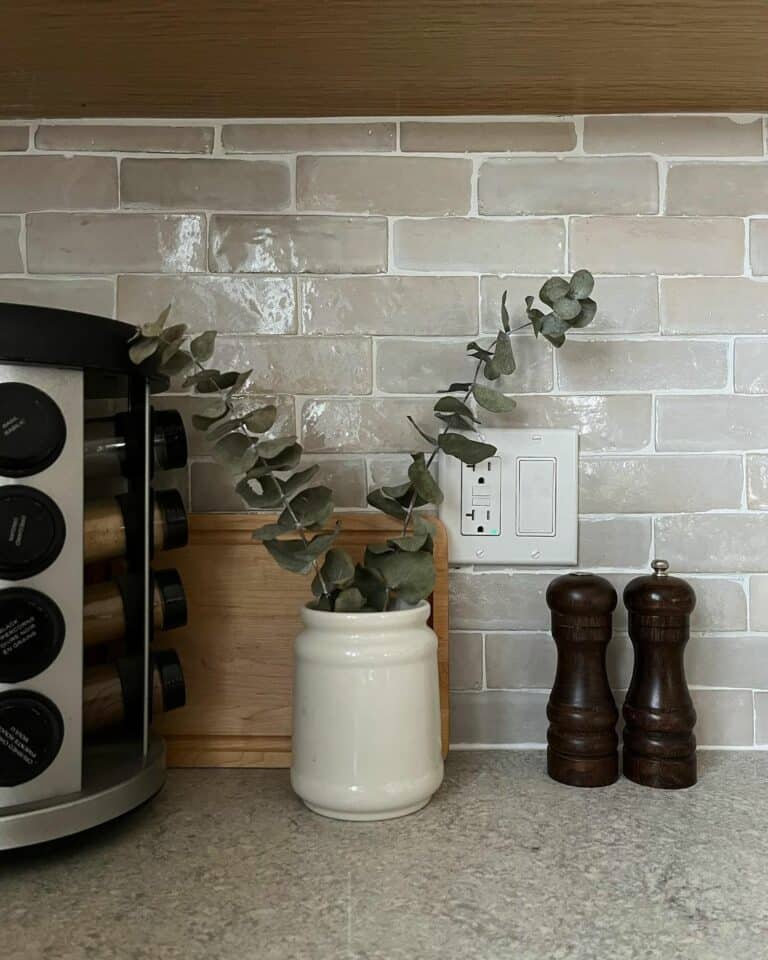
left=154, top=513, right=449, bottom=767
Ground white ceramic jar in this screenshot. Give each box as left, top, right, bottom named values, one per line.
left=290, top=600, right=444, bottom=821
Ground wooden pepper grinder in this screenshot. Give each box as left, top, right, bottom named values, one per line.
left=546, top=573, right=619, bottom=787
left=623, top=559, right=697, bottom=789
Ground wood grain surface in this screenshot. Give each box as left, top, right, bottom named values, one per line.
left=154, top=512, right=450, bottom=768
left=3, top=2, right=768, bottom=117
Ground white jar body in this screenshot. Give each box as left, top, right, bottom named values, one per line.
left=291, top=601, right=444, bottom=821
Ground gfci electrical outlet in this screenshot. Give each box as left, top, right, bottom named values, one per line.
left=439, top=427, right=578, bottom=565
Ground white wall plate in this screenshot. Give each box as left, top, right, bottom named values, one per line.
left=439, top=427, right=578, bottom=566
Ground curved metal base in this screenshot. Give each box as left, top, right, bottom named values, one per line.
left=0, top=736, right=166, bottom=850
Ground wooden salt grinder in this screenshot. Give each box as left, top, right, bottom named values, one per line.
left=623, top=560, right=697, bottom=789
left=546, top=573, right=619, bottom=787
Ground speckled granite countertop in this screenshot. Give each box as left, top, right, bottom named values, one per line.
left=2, top=752, right=767, bottom=960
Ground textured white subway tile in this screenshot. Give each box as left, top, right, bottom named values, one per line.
left=297, top=156, right=471, bottom=215
left=214, top=336, right=371, bottom=395
left=36, top=124, right=214, bottom=153
left=0, top=125, right=29, bottom=151
left=578, top=516, right=651, bottom=568
left=367, top=455, right=418, bottom=489
left=690, top=689, right=754, bottom=747
left=735, top=339, right=768, bottom=394
left=756, top=692, right=768, bottom=745
left=751, top=220, right=768, bottom=275
left=121, top=158, right=290, bottom=211
left=190, top=456, right=366, bottom=512
left=686, top=636, right=768, bottom=688
left=482, top=394, right=652, bottom=453
left=450, top=571, right=552, bottom=630
left=570, top=217, right=744, bottom=275
left=748, top=455, right=768, bottom=510
left=655, top=514, right=768, bottom=572
left=117, top=275, right=296, bottom=334
left=449, top=632, right=483, bottom=691
left=0, top=217, right=22, bottom=272
left=376, top=336, right=553, bottom=394
left=451, top=690, right=548, bottom=744
left=154, top=394, right=294, bottom=457
left=661, top=278, right=768, bottom=334
left=667, top=163, right=768, bottom=216
left=583, top=115, right=764, bottom=156
left=657, top=395, right=768, bottom=451
left=557, top=339, right=728, bottom=392
left=27, top=213, right=206, bottom=274
left=479, top=157, right=658, bottom=215
left=485, top=633, right=555, bottom=689
left=209, top=215, right=387, bottom=274
left=394, top=218, right=565, bottom=273
left=0, top=277, right=114, bottom=317
left=301, top=276, right=477, bottom=336
left=401, top=120, right=576, bottom=153
left=0, top=155, right=117, bottom=212
left=580, top=456, right=743, bottom=513
left=302, top=397, right=438, bottom=453
left=750, top=575, right=768, bottom=630
left=482, top=275, right=659, bottom=336
left=222, top=122, right=395, bottom=153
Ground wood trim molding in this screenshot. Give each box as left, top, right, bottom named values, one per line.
left=4, top=2, right=768, bottom=117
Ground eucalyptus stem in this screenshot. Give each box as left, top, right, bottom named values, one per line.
left=192, top=356, right=332, bottom=600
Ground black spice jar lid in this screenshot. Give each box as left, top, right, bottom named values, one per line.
left=0, top=690, right=64, bottom=786
left=153, top=649, right=186, bottom=712
left=156, top=489, right=188, bottom=551
left=153, top=409, right=188, bottom=471
left=154, top=568, right=188, bottom=631
left=0, top=588, right=65, bottom=682
left=0, top=383, right=67, bottom=478
left=0, top=486, right=66, bottom=580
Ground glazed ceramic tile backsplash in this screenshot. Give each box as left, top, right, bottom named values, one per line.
left=4, top=114, right=768, bottom=747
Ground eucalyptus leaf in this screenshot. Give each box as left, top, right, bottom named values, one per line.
left=438, top=382, right=473, bottom=393
left=128, top=337, right=159, bottom=365
left=381, top=481, right=412, bottom=500
left=279, top=465, right=320, bottom=499
left=551, top=296, right=582, bottom=322
left=540, top=313, right=571, bottom=338
left=544, top=331, right=566, bottom=348
left=433, top=396, right=479, bottom=422
left=213, top=432, right=257, bottom=472
left=159, top=349, right=194, bottom=376
left=472, top=383, right=517, bottom=413
left=367, top=488, right=407, bottom=520
left=252, top=521, right=293, bottom=541
left=264, top=443, right=302, bottom=472
left=335, top=587, right=366, bottom=612
left=226, top=370, right=252, bottom=396
left=388, top=531, right=429, bottom=552
left=320, top=547, right=355, bottom=587
left=483, top=358, right=502, bottom=381
left=365, top=542, right=393, bottom=555
left=304, top=529, right=340, bottom=558
left=141, top=304, right=172, bottom=338
left=256, top=436, right=297, bottom=459
left=206, top=418, right=245, bottom=442
left=569, top=269, right=594, bottom=300
left=159, top=322, right=188, bottom=344
left=263, top=539, right=316, bottom=574
left=435, top=412, right=477, bottom=432
left=280, top=485, right=334, bottom=527
left=408, top=453, right=443, bottom=505
left=236, top=476, right=283, bottom=509
left=183, top=369, right=220, bottom=389
left=244, top=405, right=277, bottom=434
left=493, top=332, right=516, bottom=375
left=407, top=416, right=438, bottom=447
left=500, top=290, right=510, bottom=333
left=190, top=330, right=216, bottom=362
left=354, top=564, right=388, bottom=611
left=364, top=549, right=435, bottom=605
left=569, top=297, right=597, bottom=328
left=540, top=276, right=570, bottom=307
left=438, top=433, right=496, bottom=465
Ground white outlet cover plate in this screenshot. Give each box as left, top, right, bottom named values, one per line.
left=439, top=427, right=578, bottom=566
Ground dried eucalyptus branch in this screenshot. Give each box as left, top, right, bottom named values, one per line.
left=129, top=269, right=596, bottom=615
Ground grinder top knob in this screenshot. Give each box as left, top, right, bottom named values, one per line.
left=546, top=572, right=617, bottom=617
left=624, top=559, right=696, bottom=617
